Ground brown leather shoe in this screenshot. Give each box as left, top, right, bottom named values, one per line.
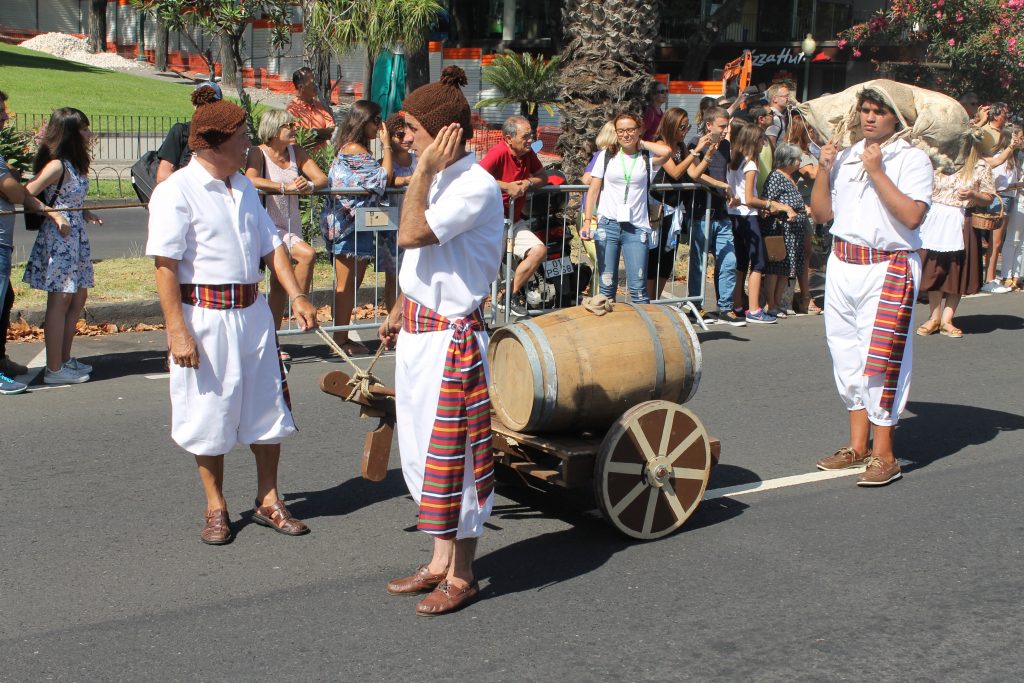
left=387, top=565, right=448, bottom=595
left=415, top=580, right=480, bottom=616
left=252, top=499, right=309, bottom=536
left=816, top=447, right=872, bottom=471
left=200, top=509, right=232, bottom=545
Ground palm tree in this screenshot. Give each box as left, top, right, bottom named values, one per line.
left=557, top=0, right=660, bottom=184
left=475, top=51, right=561, bottom=132
left=305, top=0, right=442, bottom=98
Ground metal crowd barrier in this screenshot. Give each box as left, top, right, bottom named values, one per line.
left=0, top=182, right=716, bottom=337
left=274, top=182, right=714, bottom=337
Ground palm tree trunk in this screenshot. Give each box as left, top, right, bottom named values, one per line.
left=88, top=0, right=108, bottom=54
left=557, top=0, right=660, bottom=184
left=154, top=18, right=168, bottom=71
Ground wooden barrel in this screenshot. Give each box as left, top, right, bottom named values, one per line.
left=488, top=303, right=702, bottom=434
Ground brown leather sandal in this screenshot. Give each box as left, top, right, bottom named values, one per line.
left=940, top=322, right=964, bottom=338
left=252, top=499, right=310, bottom=536
left=916, top=319, right=940, bottom=336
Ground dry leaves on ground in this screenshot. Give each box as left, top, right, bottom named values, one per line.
left=309, top=304, right=387, bottom=324
left=5, top=314, right=164, bottom=341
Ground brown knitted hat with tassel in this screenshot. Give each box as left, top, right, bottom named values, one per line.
left=188, top=99, right=248, bottom=151
left=400, top=66, right=474, bottom=140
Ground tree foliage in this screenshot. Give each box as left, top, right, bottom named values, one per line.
left=476, top=51, right=561, bottom=131
left=839, top=0, right=1024, bottom=109
left=131, top=1, right=293, bottom=92
left=304, top=0, right=442, bottom=97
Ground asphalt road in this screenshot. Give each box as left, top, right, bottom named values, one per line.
left=10, top=206, right=150, bottom=263
left=2, top=294, right=1023, bottom=681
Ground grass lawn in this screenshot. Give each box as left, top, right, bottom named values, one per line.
left=9, top=256, right=388, bottom=309
left=0, top=42, right=195, bottom=120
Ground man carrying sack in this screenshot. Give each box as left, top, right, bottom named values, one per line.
left=147, top=98, right=318, bottom=544
left=377, top=66, right=504, bottom=616
left=810, top=83, right=933, bottom=486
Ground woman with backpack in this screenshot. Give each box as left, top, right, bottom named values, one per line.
left=22, top=107, right=103, bottom=384
left=581, top=110, right=670, bottom=304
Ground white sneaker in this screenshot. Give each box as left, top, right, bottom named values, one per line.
left=44, top=366, right=90, bottom=385
left=64, top=357, right=93, bottom=374
left=980, top=279, right=1011, bottom=294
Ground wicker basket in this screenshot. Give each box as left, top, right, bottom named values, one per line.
left=971, top=194, right=1005, bottom=231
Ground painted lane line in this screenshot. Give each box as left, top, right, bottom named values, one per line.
left=145, top=373, right=170, bottom=380
left=703, top=459, right=911, bottom=500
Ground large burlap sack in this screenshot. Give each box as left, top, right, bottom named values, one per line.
left=795, top=79, right=972, bottom=173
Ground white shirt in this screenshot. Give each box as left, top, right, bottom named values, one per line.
left=990, top=158, right=1017, bottom=194
left=829, top=138, right=933, bottom=251
left=592, top=149, right=661, bottom=230
left=146, top=158, right=282, bottom=285
left=399, top=152, right=504, bottom=319
left=726, top=159, right=759, bottom=216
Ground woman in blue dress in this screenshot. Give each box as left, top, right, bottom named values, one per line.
left=320, top=100, right=394, bottom=354
left=23, top=108, right=103, bottom=385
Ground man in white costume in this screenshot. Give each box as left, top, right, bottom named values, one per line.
left=811, top=84, right=933, bottom=487
left=378, top=66, right=504, bottom=616
left=147, top=98, right=318, bottom=544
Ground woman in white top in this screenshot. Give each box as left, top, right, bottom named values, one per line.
left=916, top=149, right=995, bottom=338
left=980, top=123, right=1019, bottom=292
left=727, top=123, right=796, bottom=324
left=1001, top=126, right=1024, bottom=289
left=581, top=111, right=670, bottom=304
left=245, top=108, right=328, bottom=342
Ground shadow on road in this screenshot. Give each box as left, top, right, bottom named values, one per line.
left=897, top=400, right=1024, bottom=473
left=951, top=312, right=1024, bottom=335
left=475, top=465, right=752, bottom=598
left=271, top=468, right=409, bottom=523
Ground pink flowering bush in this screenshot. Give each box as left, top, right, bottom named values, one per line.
left=838, top=0, right=1024, bottom=108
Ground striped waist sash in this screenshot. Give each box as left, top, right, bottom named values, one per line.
left=402, top=298, right=493, bottom=539
left=832, top=237, right=915, bottom=412
left=180, top=283, right=259, bottom=310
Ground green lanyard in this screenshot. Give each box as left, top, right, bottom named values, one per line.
left=618, top=150, right=641, bottom=202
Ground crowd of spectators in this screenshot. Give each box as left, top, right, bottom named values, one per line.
left=2, top=74, right=1024, bottom=397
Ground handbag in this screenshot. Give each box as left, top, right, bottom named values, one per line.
left=24, top=163, right=66, bottom=231
left=764, top=235, right=787, bottom=261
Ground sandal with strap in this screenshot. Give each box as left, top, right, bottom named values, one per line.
left=806, top=299, right=823, bottom=315
left=916, top=319, right=940, bottom=336
left=252, top=499, right=310, bottom=536
left=940, top=323, right=964, bottom=338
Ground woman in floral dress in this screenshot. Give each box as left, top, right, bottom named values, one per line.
left=320, top=100, right=393, bottom=354
left=761, top=142, right=809, bottom=318
left=23, top=108, right=103, bottom=384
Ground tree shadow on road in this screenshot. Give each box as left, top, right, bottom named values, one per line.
left=897, top=400, right=1024, bottom=473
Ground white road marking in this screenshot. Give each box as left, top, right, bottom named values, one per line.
left=703, top=459, right=910, bottom=500
left=145, top=373, right=170, bottom=380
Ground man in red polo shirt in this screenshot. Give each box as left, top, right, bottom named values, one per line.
left=479, top=116, right=549, bottom=314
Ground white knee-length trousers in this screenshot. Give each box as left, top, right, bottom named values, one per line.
left=824, top=251, right=921, bottom=427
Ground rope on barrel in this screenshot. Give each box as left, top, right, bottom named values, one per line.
left=314, top=327, right=388, bottom=402
left=581, top=294, right=615, bottom=316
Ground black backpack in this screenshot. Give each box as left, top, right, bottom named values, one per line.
left=130, top=150, right=159, bottom=205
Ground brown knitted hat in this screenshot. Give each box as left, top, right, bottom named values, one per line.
left=400, top=66, right=474, bottom=140
left=188, top=99, right=247, bottom=150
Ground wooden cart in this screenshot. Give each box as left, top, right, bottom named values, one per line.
left=321, top=371, right=719, bottom=540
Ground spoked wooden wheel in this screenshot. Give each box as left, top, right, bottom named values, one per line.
left=594, top=401, right=712, bottom=540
